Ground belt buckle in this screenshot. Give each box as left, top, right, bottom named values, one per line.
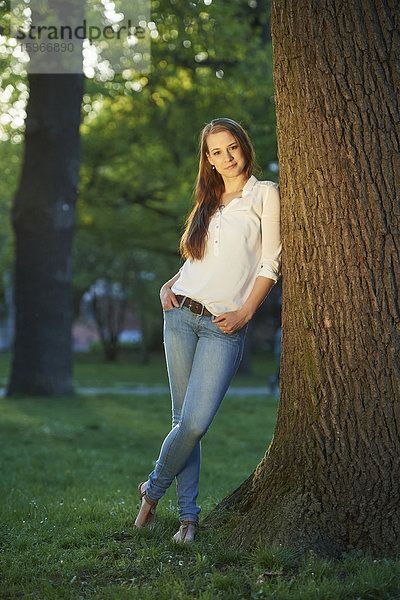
left=188, top=298, right=204, bottom=316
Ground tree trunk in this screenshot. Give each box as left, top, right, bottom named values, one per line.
left=207, top=0, right=400, bottom=558
left=7, top=73, right=84, bottom=396
left=90, top=290, right=126, bottom=362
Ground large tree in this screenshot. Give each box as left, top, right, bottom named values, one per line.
left=208, top=0, right=400, bottom=558
left=7, top=73, right=84, bottom=396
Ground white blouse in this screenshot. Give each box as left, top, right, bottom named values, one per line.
left=171, top=174, right=282, bottom=316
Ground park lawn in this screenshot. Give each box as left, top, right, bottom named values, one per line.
left=0, top=349, right=279, bottom=391
left=0, top=360, right=399, bottom=598
left=72, top=349, right=279, bottom=390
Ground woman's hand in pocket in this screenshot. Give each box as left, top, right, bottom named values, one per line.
left=212, top=308, right=249, bottom=334
left=160, top=284, right=180, bottom=310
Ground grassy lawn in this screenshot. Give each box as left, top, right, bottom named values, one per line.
left=0, top=350, right=278, bottom=391
left=1, top=354, right=399, bottom=599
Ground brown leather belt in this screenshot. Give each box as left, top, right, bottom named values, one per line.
left=175, top=295, right=213, bottom=317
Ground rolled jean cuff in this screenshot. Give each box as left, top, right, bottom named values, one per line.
left=180, top=514, right=199, bottom=524
left=143, top=483, right=158, bottom=503
left=145, top=478, right=167, bottom=502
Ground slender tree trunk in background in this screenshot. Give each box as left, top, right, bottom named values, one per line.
left=131, top=258, right=150, bottom=365
left=209, top=0, right=400, bottom=557
left=91, top=292, right=126, bottom=362
left=7, top=74, right=84, bottom=396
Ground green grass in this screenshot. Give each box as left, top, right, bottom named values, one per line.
left=1, top=355, right=400, bottom=599
left=0, top=349, right=278, bottom=390
left=72, top=349, right=279, bottom=390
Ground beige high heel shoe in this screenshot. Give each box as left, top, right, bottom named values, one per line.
left=135, top=481, right=158, bottom=529
left=172, top=520, right=198, bottom=543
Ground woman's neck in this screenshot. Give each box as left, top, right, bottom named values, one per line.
left=222, top=174, right=248, bottom=194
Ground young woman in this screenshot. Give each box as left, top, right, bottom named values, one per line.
left=135, top=117, right=281, bottom=543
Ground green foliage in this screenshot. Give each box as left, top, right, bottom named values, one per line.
left=0, top=139, right=21, bottom=305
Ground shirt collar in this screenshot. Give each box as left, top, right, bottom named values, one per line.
left=242, top=174, right=258, bottom=196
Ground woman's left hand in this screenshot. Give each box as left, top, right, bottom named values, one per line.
left=212, top=309, right=250, bottom=335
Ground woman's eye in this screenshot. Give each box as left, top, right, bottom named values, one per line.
left=213, top=146, right=237, bottom=155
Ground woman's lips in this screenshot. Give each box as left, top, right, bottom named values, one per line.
left=226, top=163, right=237, bottom=169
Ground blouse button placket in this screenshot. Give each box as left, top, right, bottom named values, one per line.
left=213, top=206, right=223, bottom=256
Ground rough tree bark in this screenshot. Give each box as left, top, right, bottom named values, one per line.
left=7, top=73, right=84, bottom=396
left=207, top=0, right=400, bottom=558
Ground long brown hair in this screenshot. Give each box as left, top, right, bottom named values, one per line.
left=180, top=118, right=257, bottom=261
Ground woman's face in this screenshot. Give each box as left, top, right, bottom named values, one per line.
left=206, top=130, right=246, bottom=179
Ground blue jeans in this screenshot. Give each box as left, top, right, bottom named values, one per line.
left=146, top=304, right=247, bottom=523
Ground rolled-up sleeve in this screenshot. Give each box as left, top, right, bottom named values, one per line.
left=257, top=183, right=282, bottom=280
